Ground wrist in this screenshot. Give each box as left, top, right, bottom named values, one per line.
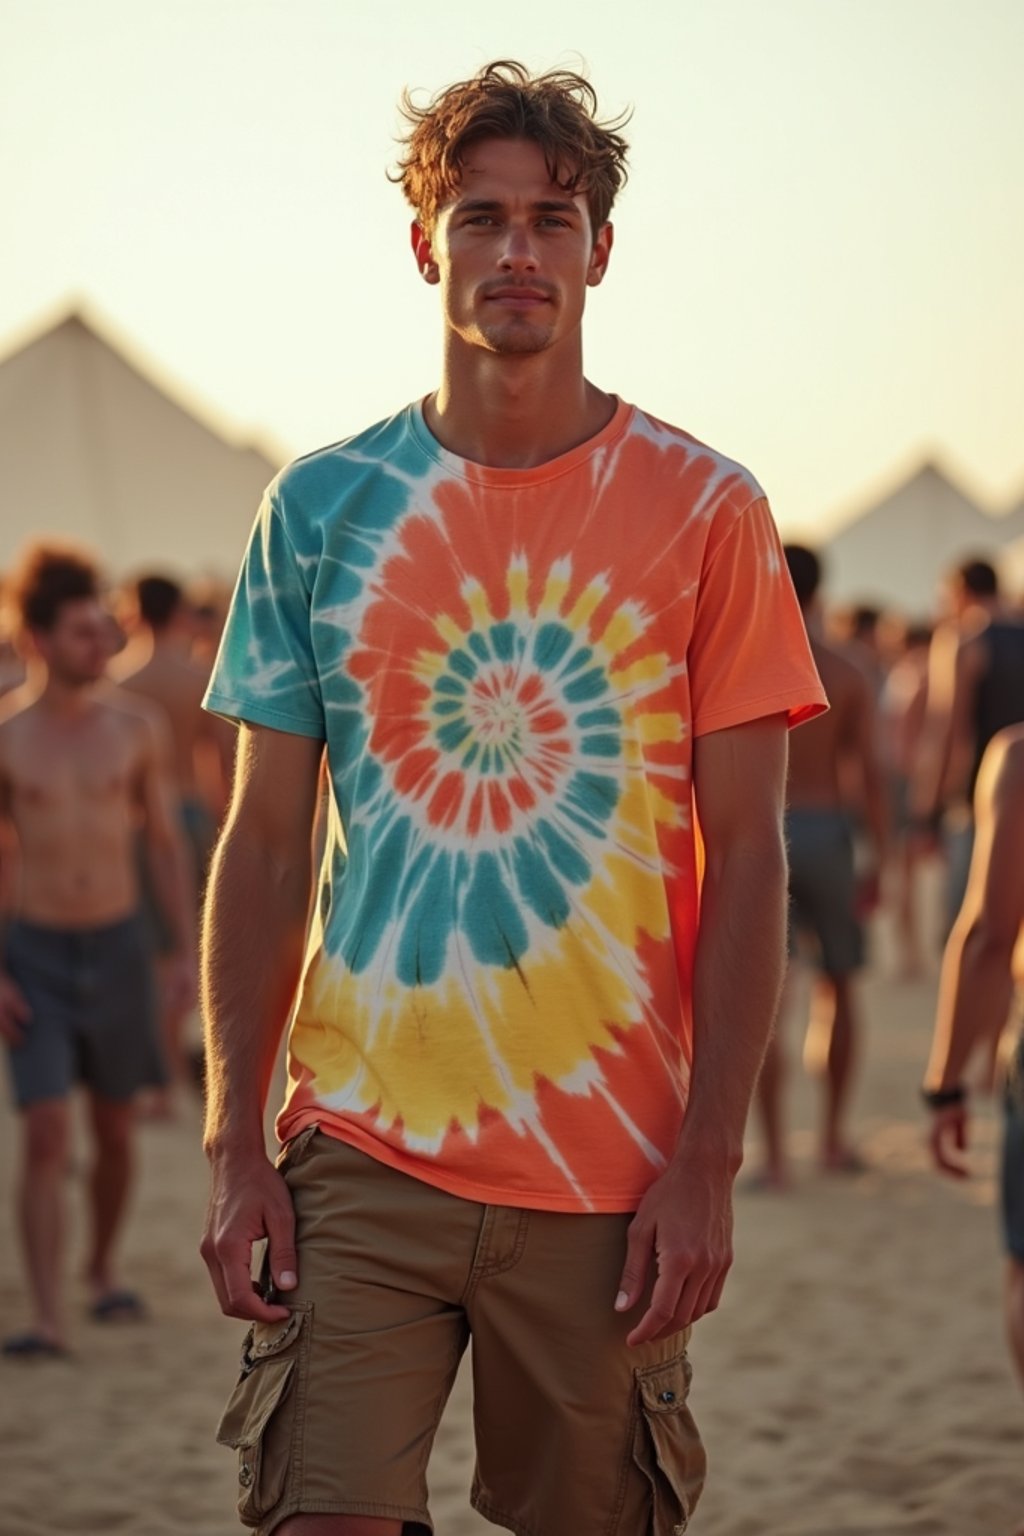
left=920, top=1082, right=966, bottom=1111
left=203, top=1119, right=267, bottom=1163
left=670, top=1123, right=744, bottom=1179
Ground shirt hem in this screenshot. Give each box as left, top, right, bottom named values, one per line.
left=692, top=687, right=828, bottom=739
left=276, top=1110, right=648, bottom=1213
left=202, top=693, right=326, bottom=739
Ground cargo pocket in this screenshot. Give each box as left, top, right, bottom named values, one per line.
left=632, top=1352, right=707, bottom=1535
left=215, top=1303, right=312, bottom=1527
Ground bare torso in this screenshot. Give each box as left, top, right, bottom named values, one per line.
left=0, top=690, right=151, bottom=927
left=787, top=637, right=869, bottom=808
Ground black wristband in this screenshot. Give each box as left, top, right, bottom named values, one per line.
left=920, top=1084, right=966, bottom=1111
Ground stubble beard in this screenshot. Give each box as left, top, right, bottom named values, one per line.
left=477, top=317, right=556, bottom=355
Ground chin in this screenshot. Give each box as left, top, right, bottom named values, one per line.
left=480, top=323, right=556, bottom=355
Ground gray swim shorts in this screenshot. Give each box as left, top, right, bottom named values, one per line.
left=3, top=913, right=165, bottom=1107
left=1003, top=1034, right=1024, bottom=1262
left=786, top=808, right=864, bottom=976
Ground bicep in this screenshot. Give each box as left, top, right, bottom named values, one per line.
left=692, top=715, right=789, bottom=866
left=225, top=723, right=324, bottom=853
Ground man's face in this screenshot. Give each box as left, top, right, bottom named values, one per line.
left=414, top=136, right=612, bottom=356
left=33, top=597, right=112, bottom=686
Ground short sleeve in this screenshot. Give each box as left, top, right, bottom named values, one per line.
left=688, top=496, right=827, bottom=737
left=203, top=487, right=326, bottom=739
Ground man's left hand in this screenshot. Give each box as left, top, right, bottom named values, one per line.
left=615, top=1158, right=734, bottom=1347
left=928, top=1102, right=969, bottom=1179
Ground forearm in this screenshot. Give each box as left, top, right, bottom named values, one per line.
left=201, top=821, right=312, bottom=1158
left=145, top=827, right=195, bottom=955
left=863, top=763, right=889, bottom=866
left=926, top=918, right=1016, bottom=1089
left=673, top=832, right=788, bottom=1172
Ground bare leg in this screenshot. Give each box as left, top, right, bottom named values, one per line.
left=15, top=1097, right=71, bottom=1346
left=277, top=1517, right=405, bottom=1535
left=755, top=1033, right=790, bottom=1188
left=803, top=972, right=861, bottom=1169
left=138, top=958, right=190, bottom=1118
left=752, top=968, right=796, bottom=1188
left=1007, top=1257, right=1024, bottom=1393
left=84, top=1093, right=136, bottom=1302
left=895, top=836, right=923, bottom=979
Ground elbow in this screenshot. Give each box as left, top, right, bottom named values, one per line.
left=705, top=822, right=787, bottom=894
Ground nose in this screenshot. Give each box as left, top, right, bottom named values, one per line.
left=497, top=222, right=538, bottom=273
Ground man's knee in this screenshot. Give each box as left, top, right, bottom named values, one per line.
left=22, top=1098, right=70, bottom=1169
left=275, top=1517, right=406, bottom=1536
left=89, top=1095, right=135, bottom=1155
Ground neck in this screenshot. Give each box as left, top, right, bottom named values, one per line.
left=39, top=672, right=95, bottom=719
left=426, top=335, right=614, bottom=469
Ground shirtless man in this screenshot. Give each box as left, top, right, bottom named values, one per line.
left=112, top=573, right=233, bottom=1091
left=0, top=543, right=194, bottom=1356
left=924, top=725, right=1024, bottom=1397
left=913, top=558, right=1024, bottom=929
left=756, top=544, right=887, bottom=1184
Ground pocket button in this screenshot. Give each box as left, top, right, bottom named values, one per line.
left=659, top=1390, right=676, bottom=1404
left=239, top=1462, right=255, bottom=1488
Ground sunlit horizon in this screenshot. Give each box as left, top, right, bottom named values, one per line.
left=3, top=0, right=1023, bottom=541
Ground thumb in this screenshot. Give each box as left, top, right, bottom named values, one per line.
left=615, top=1215, right=652, bottom=1313
left=265, top=1198, right=298, bottom=1292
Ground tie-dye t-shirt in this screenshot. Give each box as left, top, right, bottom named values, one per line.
left=205, top=398, right=826, bottom=1212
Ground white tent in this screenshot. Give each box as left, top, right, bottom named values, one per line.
left=0, top=308, right=284, bottom=580
left=822, top=461, right=1024, bottom=616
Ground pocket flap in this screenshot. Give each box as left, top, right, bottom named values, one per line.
left=247, top=1306, right=305, bottom=1361
left=216, top=1357, right=295, bottom=1450
left=636, top=1354, right=693, bottom=1415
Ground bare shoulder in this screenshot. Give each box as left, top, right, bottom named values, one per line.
left=0, top=685, right=40, bottom=742
left=99, top=687, right=168, bottom=757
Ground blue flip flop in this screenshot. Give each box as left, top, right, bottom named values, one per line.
left=2, top=1332, right=70, bottom=1359
left=90, top=1289, right=147, bottom=1323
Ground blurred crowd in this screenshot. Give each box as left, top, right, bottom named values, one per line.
left=1, top=533, right=1023, bottom=1365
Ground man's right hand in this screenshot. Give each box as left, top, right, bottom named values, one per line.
left=0, top=972, right=31, bottom=1044
left=200, top=1149, right=299, bottom=1322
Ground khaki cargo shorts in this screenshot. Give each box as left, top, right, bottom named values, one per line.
left=216, top=1128, right=706, bottom=1536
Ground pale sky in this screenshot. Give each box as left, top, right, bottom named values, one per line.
left=3, top=0, right=1022, bottom=537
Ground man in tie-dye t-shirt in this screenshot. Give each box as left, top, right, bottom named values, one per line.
left=200, top=62, right=826, bottom=1536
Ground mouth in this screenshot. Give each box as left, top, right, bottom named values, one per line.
left=484, top=287, right=553, bottom=308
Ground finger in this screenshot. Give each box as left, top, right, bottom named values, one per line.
left=220, top=1248, right=291, bottom=1322
left=264, top=1188, right=299, bottom=1293
left=932, top=1131, right=968, bottom=1179
left=687, top=1267, right=725, bottom=1326
left=214, top=1236, right=289, bottom=1321
left=704, top=1266, right=730, bottom=1317
left=200, top=1233, right=232, bottom=1316
left=615, top=1217, right=653, bottom=1314
left=627, top=1263, right=683, bottom=1348
left=668, top=1271, right=708, bottom=1333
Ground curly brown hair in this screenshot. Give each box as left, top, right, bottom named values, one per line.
left=4, top=541, right=100, bottom=634
left=393, top=60, right=630, bottom=238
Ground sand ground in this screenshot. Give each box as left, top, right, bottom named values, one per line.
left=1, top=954, right=1021, bottom=1535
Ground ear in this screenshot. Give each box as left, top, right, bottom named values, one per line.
left=586, top=221, right=614, bottom=288
left=411, top=220, right=440, bottom=285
